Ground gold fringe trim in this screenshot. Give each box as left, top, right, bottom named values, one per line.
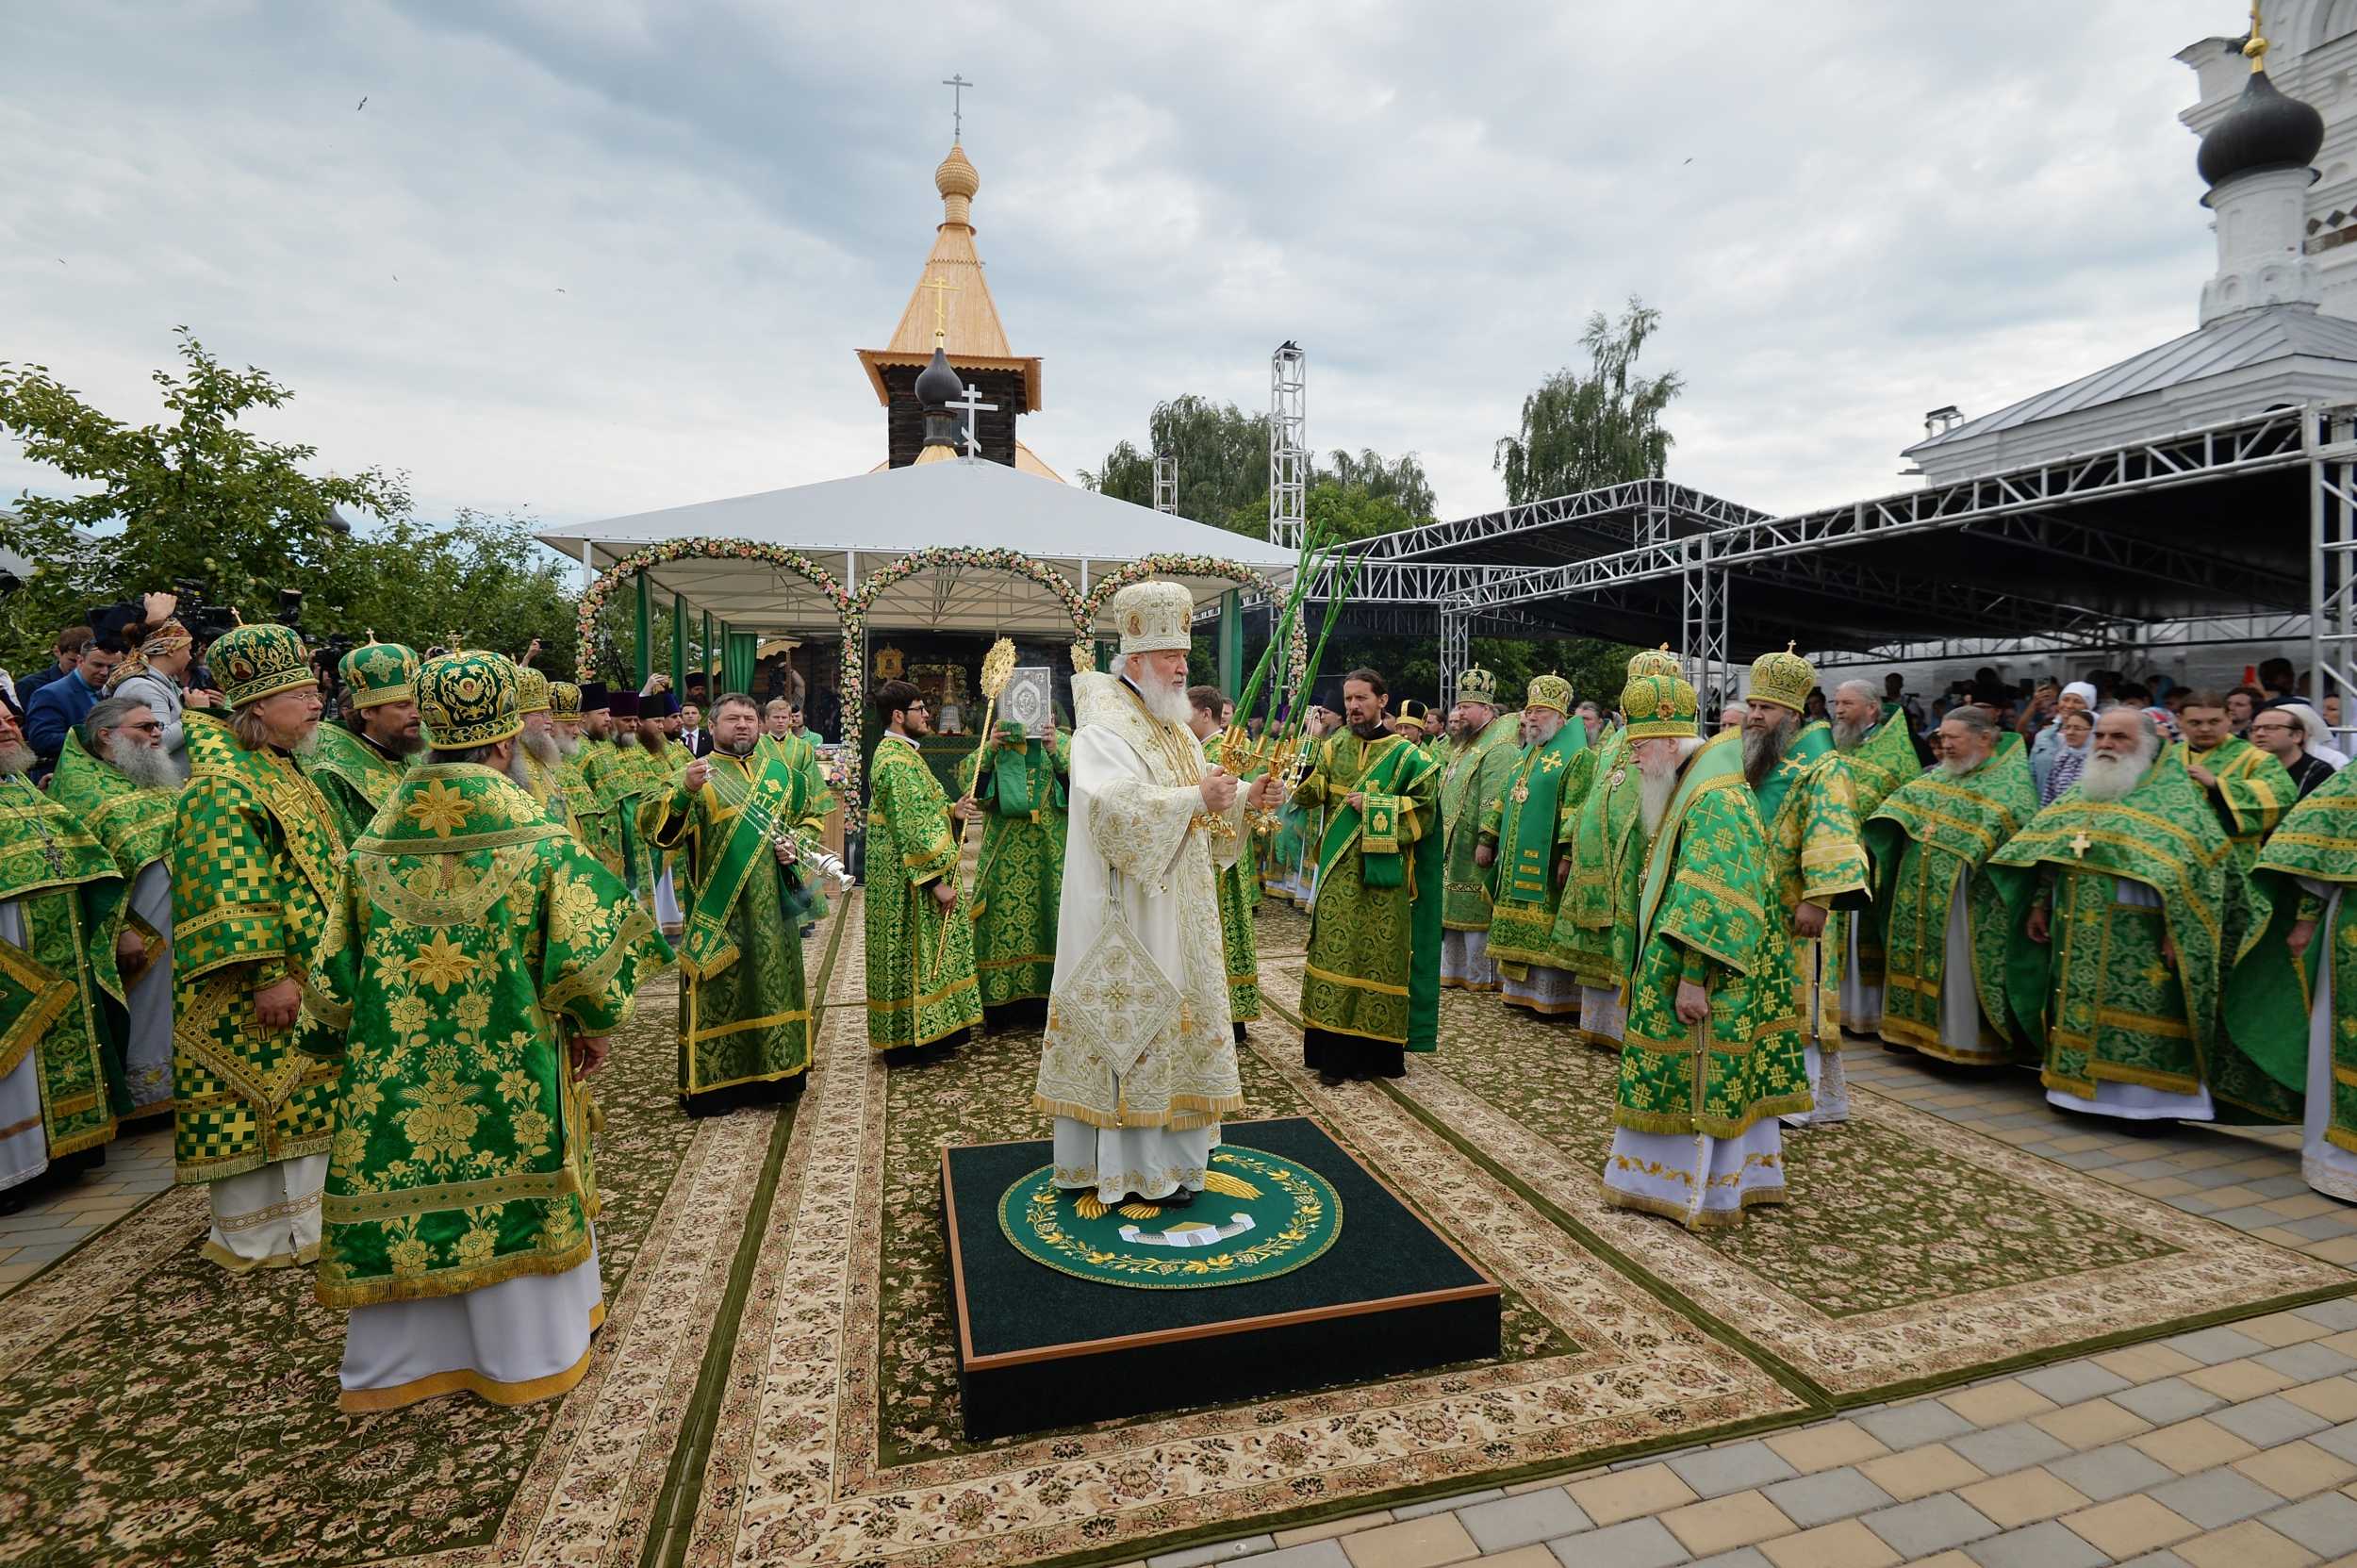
left=336, top=1311, right=601, bottom=1413
left=1029, top=1091, right=1249, bottom=1131
left=316, top=1234, right=595, bottom=1311
left=1601, top=1181, right=1788, bottom=1230
left=1877, top=1014, right=2009, bottom=1066
left=199, top=1238, right=321, bottom=1274
left=1610, top=1092, right=1815, bottom=1139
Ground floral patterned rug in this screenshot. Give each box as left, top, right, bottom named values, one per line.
left=1295, top=966, right=2355, bottom=1402
left=677, top=925, right=1808, bottom=1568
left=0, top=897, right=852, bottom=1568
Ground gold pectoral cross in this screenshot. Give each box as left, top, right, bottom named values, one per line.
left=2069, top=831, right=2093, bottom=860
left=1510, top=781, right=1530, bottom=803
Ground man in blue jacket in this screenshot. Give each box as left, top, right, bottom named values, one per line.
left=25, top=634, right=124, bottom=775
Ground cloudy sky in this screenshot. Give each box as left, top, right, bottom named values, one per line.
left=0, top=1, right=2247, bottom=536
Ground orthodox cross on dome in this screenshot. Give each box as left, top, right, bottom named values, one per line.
left=942, top=73, right=975, bottom=140
left=948, top=381, right=998, bottom=458
left=2244, top=3, right=2268, bottom=72
left=919, top=272, right=958, bottom=345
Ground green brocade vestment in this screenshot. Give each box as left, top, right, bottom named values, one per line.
left=865, top=735, right=982, bottom=1050
left=170, top=712, right=345, bottom=1183
left=1752, top=719, right=1871, bottom=1045
left=1293, top=733, right=1443, bottom=1050
left=1480, top=719, right=1591, bottom=974
left=303, top=722, right=408, bottom=847
left=1438, top=714, right=1523, bottom=941
left=955, top=732, right=1070, bottom=1009
left=1204, top=733, right=1263, bottom=1022
left=1861, top=746, right=2037, bottom=1065
left=2228, top=762, right=2357, bottom=1139
left=1989, top=749, right=2294, bottom=1123
left=298, top=763, right=669, bottom=1309
left=1553, top=729, right=1648, bottom=1003
left=0, top=774, right=127, bottom=1162
left=47, top=731, right=175, bottom=960
left=1615, top=731, right=1810, bottom=1135
left=1826, top=716, right=1925, bottom=999
left=648, top=750, right=820, bottom=1104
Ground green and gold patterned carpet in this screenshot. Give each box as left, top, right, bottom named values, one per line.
left=0, top=889, right=2349, bottom=1568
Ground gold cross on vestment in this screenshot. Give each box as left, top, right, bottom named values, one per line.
left=2069, top=831, right=2093, bottom=859
left=1539, top=752, right=1564, bottom=773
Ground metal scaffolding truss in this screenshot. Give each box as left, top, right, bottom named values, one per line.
left=1268, top=344, right=1307, bottom=553
left=1356, top=476, right=1766, bottom=561
left=1447, top=403, right=2328, bottom=615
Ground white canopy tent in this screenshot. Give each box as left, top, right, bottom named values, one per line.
left=536, top=457, right=1293, bottom=635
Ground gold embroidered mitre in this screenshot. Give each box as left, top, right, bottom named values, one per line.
left=418, top=652, right=522, bottom=749
left=1621, top=672, right=1699, bottom=740
left=548, top=681, right=582, bottom=720
left=1102, top=580, right=1193, bottom=654
left=1457, top=666, right=1500, bottom=707
left=1525, top=673, right=1574, bottom=717
left=211, top=623, right=316, bottom=709
left=514, top=665, right=552, bottom=717
left=338, top=639, right=419, bottom=710
left=1627, top=643, right=1684, bottom=681
left=1746, top=642, right=1815, bottom=714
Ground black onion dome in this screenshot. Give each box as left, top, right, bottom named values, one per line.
left=915, top=344, right=962, bottom=408
left=2199, top=69, right=2325, bottom=189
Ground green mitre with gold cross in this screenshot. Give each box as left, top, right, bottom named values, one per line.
left=1621, top=672, right=1698, bottom=739
left=417, top=652, right=522, bottom=750
left=338, top=639, right=419, bottom=710
left=210, top=622, right=315, bottom=709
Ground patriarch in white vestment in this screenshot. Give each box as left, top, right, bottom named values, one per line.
left=1033, top=582, right=1277, bottom=1206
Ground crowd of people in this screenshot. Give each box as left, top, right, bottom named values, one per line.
left=1258, top=646, right=2355, bottom=1228
left=3, top=576, right=2352, bottom=1420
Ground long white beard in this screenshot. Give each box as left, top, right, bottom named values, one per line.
left=108, top=743, right=177, bottom=790
left=2077, top=748, right=2152, bottom=802
left=1831, top=716, right=1871, bottom=751
left=1639, top=767, right=1679, bottom=836
left=0, top=742, right=32, bottom=777
left=521, top=728, right=559, bottom=767
left=1138, top=675, right=1192, bottom=727
left=288, top=728, right=321, bottom=762
left=556, top=734, right=581, bottom=757
left=507, top=751, right=533, bottom=789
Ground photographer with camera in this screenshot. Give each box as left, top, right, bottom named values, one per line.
left=107, top=592, right=220, bottom=784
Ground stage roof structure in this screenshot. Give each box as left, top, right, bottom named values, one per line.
left=536, top=456, right=1292, bottom=635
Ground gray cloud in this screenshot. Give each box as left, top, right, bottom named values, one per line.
left=0, top=1, right=2229, bottom=535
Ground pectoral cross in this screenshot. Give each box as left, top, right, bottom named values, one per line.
left=948, top=382, right=997, bottom=458
left=2069, top=830, right=2093, bottom=859
left=1510, top=781, right=1530, bottom=803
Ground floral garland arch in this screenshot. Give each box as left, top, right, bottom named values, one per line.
left=842, top=546, right=1094, bottom=800
left=1081, top=554, right=1309, bottom=692
left=572, top=537, right=850, bottom=683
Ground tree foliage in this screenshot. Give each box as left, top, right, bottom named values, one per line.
left=1081, top=396, right=1438, bottom=542
left=1493, top=297, right=1684, bottom=505
left=0, top=330, right=578, bottom=672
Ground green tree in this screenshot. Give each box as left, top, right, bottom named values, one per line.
left=325, top=509, right=584, bottom=672
left=1494, top=296, right=1683, bottom=505
left=0, top=328, right=410, bottom=666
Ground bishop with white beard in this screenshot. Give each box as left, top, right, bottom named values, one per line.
left=1991, top=706, right=2297, bottom=1128
left=1034, top=582, right=1273, bottom=1206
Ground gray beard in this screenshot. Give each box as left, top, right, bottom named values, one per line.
left=0, top=742, right=32, bottom=777
left=1831, top=716, right=1871, bottom=751
left=521, top=729, right=560, bottom=767
left=556, top=734, right=580, bottom=757
left=107, top=743, right=177, bottom=790
left=1937, top=753, right=1981, bottom=780
left=505, top=751, right=533, bottom=789
left=720, top=735, right=756, bottom=758
left=2077, top=748, right=2152, bottom=802
left=1742, top=719, right=1790, bottom=788
left=287, top=728, right=321, bottom=762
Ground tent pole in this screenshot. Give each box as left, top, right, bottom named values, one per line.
left=634, top=572, right=652, bottom=690
left=671, top=593, right=687, bottom=695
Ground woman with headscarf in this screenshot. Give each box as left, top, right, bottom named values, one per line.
left=107, top=603, right=218, bottom=783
